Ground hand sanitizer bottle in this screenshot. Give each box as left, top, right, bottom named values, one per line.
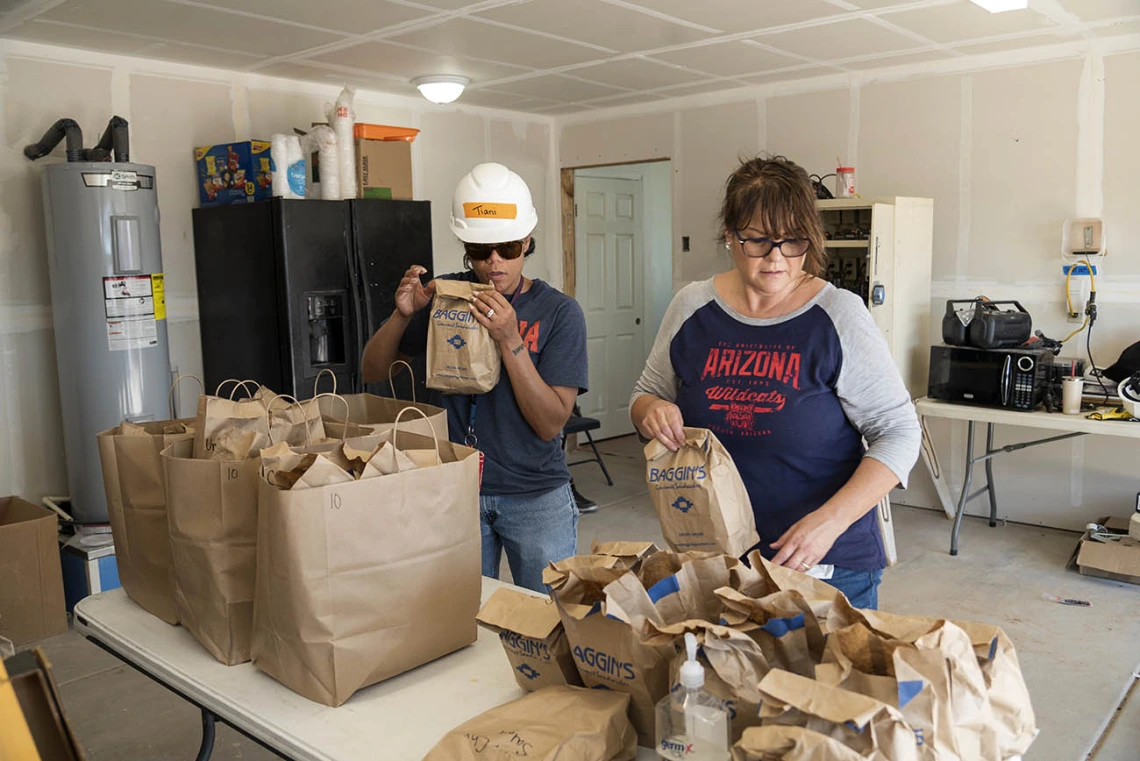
left=655, top=633, right=731, bottom=760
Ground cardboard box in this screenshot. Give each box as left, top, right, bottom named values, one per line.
left=195, top=140, right=273, bottom=207
left=4, top=649, right=85, bottom=761
left=0, top=498, right=67, bottom=646
left=0, top=654, right=42, bottom=761
left=357, top=137, right=412, bottom=200
left=1070, top=516, right=1140, bottom=585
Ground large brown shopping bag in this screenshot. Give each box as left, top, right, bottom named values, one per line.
left=162, top=438, right=259, bottom=665
left=644, top=428, right=759, bottom=557
left=96, top=375, right=199, bottom=624
left=733, top=725, right=868, bottom=761
left=314, top=362, right=447, bottom=441
left=193, top=379, right=272, bottom=460
left=250, top=408, right=481, bottom=706
left=254, top=389, right=326, bottom=447
left=427, top=280, right=501, bottom=393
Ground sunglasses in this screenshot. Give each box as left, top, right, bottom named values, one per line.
left=463, top=240, right=526, bottom=261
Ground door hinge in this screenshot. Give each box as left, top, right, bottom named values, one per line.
left=574, top=203, right=578, bottom=217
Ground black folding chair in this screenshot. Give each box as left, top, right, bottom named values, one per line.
left=562, top=404, right=614, bottom=486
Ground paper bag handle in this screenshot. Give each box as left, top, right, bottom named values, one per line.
left=215, top=378, right=260, bottom=400
left=313, top=368, right=337, bottom=397
left=388, top=360, right=417, bottom=403
left=313, top=393, right=352, bottom=438
left=168, top=374, right=204, bottom=419
left=393, top=406, right=442, bottom=465
left=264, top=393, right=319, bottom=447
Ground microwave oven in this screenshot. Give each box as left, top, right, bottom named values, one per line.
left=928, top=346, right=1053, bottom=411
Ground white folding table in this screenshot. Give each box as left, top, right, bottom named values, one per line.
left=74, top=582, right=656, bottom=761
left=915, top=397, right=1140, bottom=556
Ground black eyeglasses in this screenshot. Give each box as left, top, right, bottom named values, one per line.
left=733, top=232, right=810, bottom=259
left=463, top=240, right=525, bottom=261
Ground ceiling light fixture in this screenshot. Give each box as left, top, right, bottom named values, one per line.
left=412, top=75, right=469, bottom=105
left=968, top=0, right=1028, bottom=13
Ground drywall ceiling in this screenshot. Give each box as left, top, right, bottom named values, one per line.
left=0, top=0, right=1136, bottom=114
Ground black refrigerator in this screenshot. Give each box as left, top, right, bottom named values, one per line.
left=191, top=198, right=433, bottom=400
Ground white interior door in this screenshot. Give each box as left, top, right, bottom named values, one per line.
left=574, top=175, right=644, bottom=441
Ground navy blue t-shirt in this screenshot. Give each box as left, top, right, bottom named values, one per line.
left=632, top=279, right=921, bottom=571
left=398, top=272, right=589, bottom=496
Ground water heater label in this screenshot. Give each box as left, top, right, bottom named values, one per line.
left=103, top=276, right=159, bottom=351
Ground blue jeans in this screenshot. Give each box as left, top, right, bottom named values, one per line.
left=826, top=567, right=883, bottom=610
left=481, top=483, right=579, bottom=593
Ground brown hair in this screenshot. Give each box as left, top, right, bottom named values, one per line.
left=717, top=155, right=827, bottom=277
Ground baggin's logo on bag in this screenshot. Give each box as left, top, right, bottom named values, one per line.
left=572, top=645, right=635, bottom=682
left=647, top=465, right=706, bottom=483
left=516, top=663, right=540, bottom=680
left=671, top=496, right=694, bottom=513
left=432, top=308, right=476, bottom=323
left=447, top=334, right=467, bottom=349
left=499, top=631, right=551, bottom=662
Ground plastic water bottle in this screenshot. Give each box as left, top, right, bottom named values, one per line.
left=655, top=633, right=730, bottom=760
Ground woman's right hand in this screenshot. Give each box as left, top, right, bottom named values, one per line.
left=640, top=397, right=686, bottom=451
left=394, top=266, right=435, bottom=318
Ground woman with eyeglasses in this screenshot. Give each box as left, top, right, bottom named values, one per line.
left=362, top=162, right=587, bottom=593
left=630, top=156, right=919, bottom=609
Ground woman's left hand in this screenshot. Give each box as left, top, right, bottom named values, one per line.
left=770, top=508, right=849, bottom=572
left=471, top=290, right=521, bottom=346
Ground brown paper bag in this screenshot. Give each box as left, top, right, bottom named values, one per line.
left=645, top=428, right=759, bottom=557
left=422, top=685, right=637, bottom=761
left=97, top=419, right=194, bottom=624
left=317, top=394, right=445, bottom=441
left=476, top=587, right=582, bottom=691
left=162, top=439, right=259, bottom=665
left=733, top=726, right=868, bottom=761
left=193, top=379, right=271, bottom=460
left=758, top=669, right=924, bottom=761
left=256, top=389, right=325, bottom=447
left=823, top=601, right=1035, bottom=761
left=716, top=587, right=826, bottom=677
left=250, top=413, right=481, bottom=706
left=426, top=279, right=501, bottom=393
left=590, top=540, right=659, bottom=571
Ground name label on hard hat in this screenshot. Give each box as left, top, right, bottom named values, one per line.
left=463, top=202, right=517, bottom=220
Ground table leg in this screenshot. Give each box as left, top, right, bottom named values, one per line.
left=950, top=420, right=976, bottom=556
left=196, top=707, right=217, bottom=761
left=985, top=423, right=998, bottom=528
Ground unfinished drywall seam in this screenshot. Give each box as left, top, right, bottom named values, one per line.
left=1074, top=53, right=1105, bottom=218
left=1070, top=436, right=1086, bottom=508
left=409, top=109, right=424, bottom=200
left=846, top=82, right=860, bottom=170
left=956, top=75, right=972, bottom=278
left=671, top=110, right=683, bottom=292
left=756, top=97, right=767, bottom=155
left=547, top=120, right=563, bottom=291
left=110, top=67, right=130, bottom=129
left=230, top=84, right=250, bottom=142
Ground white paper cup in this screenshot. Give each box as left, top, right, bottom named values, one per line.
left=1062, top=377, right=1084, bottom=414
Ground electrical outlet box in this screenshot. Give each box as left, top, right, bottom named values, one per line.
left=1062, top=218, right=1106, bottom=263
left=1063, top=263, right=1094, bottom=321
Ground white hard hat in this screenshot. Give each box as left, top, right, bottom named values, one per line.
left=449, top=162, right=538, bottom=244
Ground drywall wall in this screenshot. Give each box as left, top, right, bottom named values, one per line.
left=557, top=47, right=1140, bottom=531
left=0, top=39, right=554, bottom=502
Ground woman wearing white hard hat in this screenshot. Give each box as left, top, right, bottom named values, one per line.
left=362, top=162, right=588, bottom=593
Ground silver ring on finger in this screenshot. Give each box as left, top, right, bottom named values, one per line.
left=486, top=308, right=495, bottom=318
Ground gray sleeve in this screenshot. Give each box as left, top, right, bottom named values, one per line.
left=630, top=281, right=712, bottom=408
left=820, top=288, right=921, bottom=487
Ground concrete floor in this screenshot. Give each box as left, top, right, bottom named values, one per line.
left=25, top=434, right=1140, bottom=761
